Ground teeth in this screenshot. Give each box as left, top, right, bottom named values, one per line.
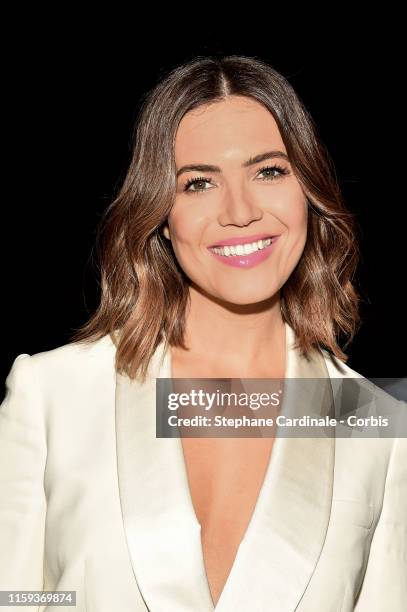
left=210, top=238, right=273, bottom=257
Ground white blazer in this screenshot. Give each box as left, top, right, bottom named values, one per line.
left=0, top=322, right=406, bottom=612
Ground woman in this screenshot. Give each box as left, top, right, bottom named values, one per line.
left=1, top=55, right=406, bottom=611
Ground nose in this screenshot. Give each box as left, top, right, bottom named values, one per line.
left=217, top=185, right=263, bottom=227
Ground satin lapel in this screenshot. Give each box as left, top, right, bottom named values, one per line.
left=115, top=323, right=335, bottom=612
left=115, top=342, right=214, bottom=612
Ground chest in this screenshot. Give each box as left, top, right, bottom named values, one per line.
left=170, top=347, right=280, bottom=605
left=180, top=436, right=275, bottom=607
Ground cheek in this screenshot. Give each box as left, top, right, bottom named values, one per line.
left=285, top=198, right=308, bottom=254
left=169, top=205, right=206, bottom=247
left=272, top=186, right=308, bottom=229
left=272, top=191, right=308, bottom=267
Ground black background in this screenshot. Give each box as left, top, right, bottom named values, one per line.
left=2, top=18, right=405, bottom=395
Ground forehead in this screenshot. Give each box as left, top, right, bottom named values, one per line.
left=175, top=96, right=284, bottom=163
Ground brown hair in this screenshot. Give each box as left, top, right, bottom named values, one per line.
left=69, top=54, right=362, bottom=382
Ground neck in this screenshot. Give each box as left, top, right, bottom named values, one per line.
left=173, top=284, right=286, bottom=377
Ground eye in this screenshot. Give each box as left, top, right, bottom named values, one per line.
left=183, top=175, right=214, bottom=194
left=257, top=164, right=290, bottom=181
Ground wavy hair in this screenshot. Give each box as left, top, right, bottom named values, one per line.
left=69, top=54, right=362, bottom=382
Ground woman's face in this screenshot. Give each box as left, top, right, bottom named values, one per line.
left=163, top=95, right=308, bottom=305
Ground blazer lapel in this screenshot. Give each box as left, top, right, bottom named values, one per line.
left=115, top=340, right=215, bottom=612
left=115, top=322, right=335, bottom=612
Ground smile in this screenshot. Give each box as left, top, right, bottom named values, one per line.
left=207, top=236, right=280, bottom=269
left=209, top=238, right=272, bottom=256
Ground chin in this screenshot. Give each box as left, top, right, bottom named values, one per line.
left=213, top=286, right=279, bottom=307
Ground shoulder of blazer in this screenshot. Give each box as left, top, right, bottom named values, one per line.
left=18, top=334, right=117, bottom=390
left=321, top=348, right=407, bottom=463
left=321, top=346, right=407, bottom=410
left=320, top=348, right=365, bottom=379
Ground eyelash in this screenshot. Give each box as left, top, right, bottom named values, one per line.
left=182, top=164, right=290, bottom=195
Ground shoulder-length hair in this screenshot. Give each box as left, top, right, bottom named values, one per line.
left=70, top=54, right=362, bottom=383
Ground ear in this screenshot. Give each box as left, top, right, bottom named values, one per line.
left=161, top=222, right=171, bottom=241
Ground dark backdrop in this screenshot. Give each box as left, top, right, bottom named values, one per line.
left=2, top=22, right=405, bottom=399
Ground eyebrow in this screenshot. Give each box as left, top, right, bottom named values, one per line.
left=176, top=150, right=289, bottom=179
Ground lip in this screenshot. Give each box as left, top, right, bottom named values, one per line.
left=207, top=235, right=280, bottom=269
left=207, top=232, right=277, bottom=248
